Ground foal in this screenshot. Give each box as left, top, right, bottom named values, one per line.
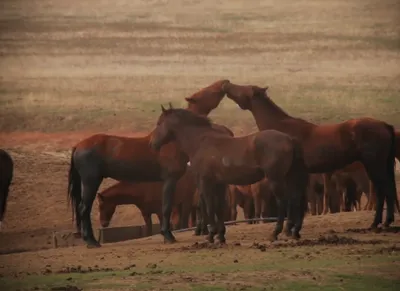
left=150, top=107, right=309, bottom=243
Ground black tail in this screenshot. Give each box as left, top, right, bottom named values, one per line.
left=67, top=147, right=82, bottom=232
left=385, top=124, right=400, bottom=213
left=291, top=139, right=310, bottom=215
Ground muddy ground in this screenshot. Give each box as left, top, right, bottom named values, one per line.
left=0, top=0, right=399, bottom=290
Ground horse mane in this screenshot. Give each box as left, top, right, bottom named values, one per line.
left=252, top=87, right=290, bottom=118
left=165, top=108, right=213, bottom=127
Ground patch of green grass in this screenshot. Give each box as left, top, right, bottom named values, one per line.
left=1, top=246, right=399, bottom=291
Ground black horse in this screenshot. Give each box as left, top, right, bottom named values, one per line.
left=0, top=149, right=14, bottom=230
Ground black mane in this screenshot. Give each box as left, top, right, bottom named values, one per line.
left=164, top=108, right=212, bottom=127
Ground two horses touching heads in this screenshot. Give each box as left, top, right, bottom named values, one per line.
left=67, top=79, right=399, bottom=248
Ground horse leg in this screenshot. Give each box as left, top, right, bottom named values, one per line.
left=363, top=164, right=395, bottom=230
left=268, top=181, right=286, bottom=242
left=142, top=211, right=153, bottom=237
left=230, top=187, right=238, bottom=221
left=261, top=198, right=269, bottom=223
left=214, top=184, right=227, bottom=244
left=160, top=177, right=178, bottom=244
left=80, top=177, right=102, bottom=248
left=322, top=173, right=341, bottom=214
left=284, top=198, right=295, bottom=238
left=253, top=191, right=262, bottom=224
left=308, top=187, right=317, bottom=216
left=190, top=207, right=196, bottom=228
left=199, top=179, right=217, bottom=243
left=200, top=195, right=209, bottom=235
left=194, top=204, right=202, bottom=236
left=180, top=201, right=191, bottom=229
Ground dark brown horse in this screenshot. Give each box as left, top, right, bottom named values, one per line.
left=97, top=168, right=196, bottom=236
left=0, top=149, right=13, bottom=230
left=221, top=81, right=397, bottom=230
left=150, top=107, right=309, bottom=243
left=67, top=80, right=232, bottom=247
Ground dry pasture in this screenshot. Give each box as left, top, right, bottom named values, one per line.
left=0, top=0, right=400, bottom=290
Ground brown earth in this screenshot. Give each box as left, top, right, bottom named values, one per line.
left=0, top=0, right=399, bottom=289
left=0, top=132, right=400, bottom=281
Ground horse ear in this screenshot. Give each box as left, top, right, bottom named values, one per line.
left=168, top=102, right=173, bottom=109
left=161, top=105, right=166, bottom=112
left=185, top=97, right=196, bottom=104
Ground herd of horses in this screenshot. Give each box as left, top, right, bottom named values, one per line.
left=1, top=80, right=400, bottom=248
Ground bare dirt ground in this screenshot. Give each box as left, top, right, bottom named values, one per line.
left=0, top=0, right=400, bottom=290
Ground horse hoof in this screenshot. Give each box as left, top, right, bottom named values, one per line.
left=73, top=232, right=82, bottom=239
left=383, top=220, right=393, bottom=229
left=269, top=234, right=277, bottom=242
left=284, top=230, right=292, bottom=238
left=292, top=233, right=301, bottom=240
left=218, top=236, right=226, bottom=244
left=164, top=238, right=176, bottom=244
left=201, top=230, right=209, bottom=236
left=86, top=241, right=101, bottom=249
left=161, top=231, right=176, bottom=244
left=194, top=229, right=201, bottom=236
left=370, top=225, right=381, bottom=233
left=207, top=234, right=215, bottom=243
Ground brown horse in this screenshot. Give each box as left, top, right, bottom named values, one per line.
left=150, top=107, right=309, bottom=243
left=0, top=149, right=13, bottom=230
left=97, top=168, right=196, bottom=236
left=229, top=185, right=255, bottom=223
left=221, top=81, right=397, bottom=231
left=307, top=174, right=325, bottom=215
left=250, top=178, right=278, bottom=221
left=67, top=80, right=232, bottom=247
left=331, top=172, right=362, bottom=212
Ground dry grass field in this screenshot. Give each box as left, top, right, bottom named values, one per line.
left=0, top=0, right=400, bottom=290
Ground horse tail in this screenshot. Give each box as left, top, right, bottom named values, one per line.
left=291, top=139, right=309, bottom=214
left=385, top=124, right=399, bottom=213
left=67, top=147, right=82, bottom=231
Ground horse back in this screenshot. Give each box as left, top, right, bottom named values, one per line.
left=73, top=133, right=163, bottom=181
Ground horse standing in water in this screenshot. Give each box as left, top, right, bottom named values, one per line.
left=221, top=81, right=397, bottom=230
left=67, top=80, right=233, bottom=248
left=150, top=107, right=309, bottom=243
left=0, top=149, right=13, bottom=230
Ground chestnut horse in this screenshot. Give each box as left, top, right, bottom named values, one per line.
left=97, top=168, right=196, bottom=236
left=229, top=185, right=255, bottom=223
left=221, top=82, right=397, bottom=230
left=67, top=80, right=233, bottom=247
left=150, top=107, right=309, bottom=243
left=0, top=149, right=13, bottom=230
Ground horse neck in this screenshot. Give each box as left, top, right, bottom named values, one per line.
left=172, top=125, right=212, bottom=159
left=185, top=104, right=209, bottom=116
left=250, top=98, right=291, bottom=130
